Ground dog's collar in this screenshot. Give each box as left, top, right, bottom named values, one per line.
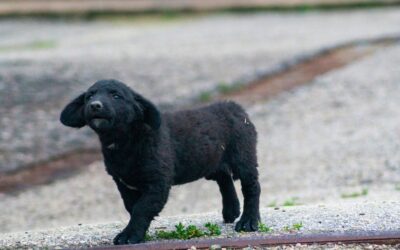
left=119, top=177, right=138, bottom=191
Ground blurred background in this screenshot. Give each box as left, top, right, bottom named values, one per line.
left=0, top=0, right=400, bottom=234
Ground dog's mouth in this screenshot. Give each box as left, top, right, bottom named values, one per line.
left=92, top=118, right=109, bottom=127
left=88, top=116, right=113, bottom=130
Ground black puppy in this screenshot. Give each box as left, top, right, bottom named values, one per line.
left=60, top=79, right=261, bottom=245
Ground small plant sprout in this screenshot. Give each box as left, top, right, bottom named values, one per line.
left=204, top=222, right=222, bottom=236
left=283, top=197, right=300, bottom=206
left=283, top=222, right=303, bottom=232
left=144, top=233, right=153, bottom=241
left=267, top=201, right=277, bottom=207
left=258, top=222, right=272, bottom=233
left=198, top=91, right=212, bottom=102
left=216, top=82, right=243, bottom=94
left=341, top=188, right=369, bottom=198
left=292, top=222, right=303, bottom=231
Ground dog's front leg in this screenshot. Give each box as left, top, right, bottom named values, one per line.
left=113, top=182, right=170, bottom=245
left=113, top=177, right=141, bottom=213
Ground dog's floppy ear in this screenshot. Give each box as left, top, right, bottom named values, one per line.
left=136, top=94, right=161, bottom=130
left=60, top=93, right=86, bottom=128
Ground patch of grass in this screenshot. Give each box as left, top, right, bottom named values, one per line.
left=198, top=91, right=213, bottom=102
left=146, top=222, right=221, bottom=241
left=282, top=197, right=300, bottom=206
left=267, top=198, right=301, bottom=207
left=197, top=81, right=244, bottom=103
left=144, top=232, right=154, bottom=241
left=94, top=11, right=203, bottom=26
left=395, top=184, right=400, bottom=191
left=292, top=222, right=303, bottom=231
left=216, top=82, right=242, bottom=94
left=341, top=188, right=368, bottom=198
left=204, top=222, right=221, bottom=236
left=283, top=222, right=303, bottom=232
left=0, top=40, right=57, bottom=52
left=28, top=40, right=57, bottom=50
left=258, top=222, right=272, bottom=233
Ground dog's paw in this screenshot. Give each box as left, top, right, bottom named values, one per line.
left=113, top=231, right=128, bottom=245
left=223, top=201, right=240, bottom=223
left=113, top=230, right=142, bottom=245
left=234, top=214, right=259, bottom=232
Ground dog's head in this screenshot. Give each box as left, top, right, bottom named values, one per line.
left=60, top=79, right=161, bottom=133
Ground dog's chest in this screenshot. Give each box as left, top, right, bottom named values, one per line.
left=104, top=151, right=144, bottom=186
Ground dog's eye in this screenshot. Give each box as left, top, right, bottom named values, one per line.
left=113, top=94, right=121, bottom=99
left=87, top=94, right=93, bottom=100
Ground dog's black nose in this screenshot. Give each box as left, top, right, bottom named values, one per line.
left=90, top=101, right=103, bottom=111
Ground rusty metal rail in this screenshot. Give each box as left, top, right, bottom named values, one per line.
left=95, top=230, right=400, bottom=250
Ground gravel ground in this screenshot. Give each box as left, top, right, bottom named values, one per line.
left=1, top=8, right=400, bottom=171
left=1, top=202, right=399, bottom=249
left=0, top=39, right=400, bottom=234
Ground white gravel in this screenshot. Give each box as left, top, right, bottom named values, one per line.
left=1, top=201, right=399, bottom=249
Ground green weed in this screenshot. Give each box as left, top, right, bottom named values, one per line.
left=216, top=82, right=241, bottom=94
left=198, top=91, right=213, bottom=102
left=341, top=188, right=368, bottom=198
left=283, top=222, right=303, bottom=232
left=258, top=222, right=272, bottom=233
left=146, top=222, right=221, bottom=241
left=28, top=40, right=57, bottom=49
left=0, top=40, right=57, bottom=52
left=292, top=222, right=303, bottom=230
left=204, top=222, right=221, bottom=236
left=282, top=197, right=300, bottom=206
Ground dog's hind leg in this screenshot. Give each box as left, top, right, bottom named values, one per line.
left=211, top=170, right=241, bottom=223
left=228, top=123, right=261, bottom=232
left=235, top=164, right=260, bottom=232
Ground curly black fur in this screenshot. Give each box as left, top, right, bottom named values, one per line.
left=60, top=79, right=261, bottom=245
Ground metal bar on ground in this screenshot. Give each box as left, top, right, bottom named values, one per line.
left=94, top=230, right=400, bottom=250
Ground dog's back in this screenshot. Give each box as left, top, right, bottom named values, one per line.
left=164, top=101, right=257, bottom=185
